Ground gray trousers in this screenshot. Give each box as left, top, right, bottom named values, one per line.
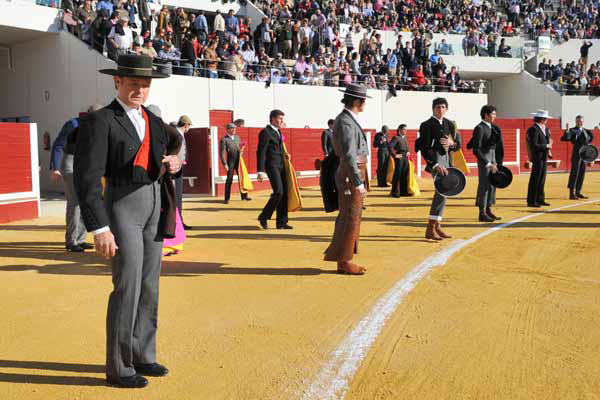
left=105, top=181, right=163, bottom=379
left=476, top=160, right=496, bottom=209
left=429, top=153, right=450, bottom=220
left=61, top=155, right=87, bottom=246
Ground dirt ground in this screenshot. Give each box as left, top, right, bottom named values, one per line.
left=0, top=172, right=599, bottom=400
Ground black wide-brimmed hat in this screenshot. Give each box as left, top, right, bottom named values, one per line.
left=434, top=167, right=466, bottom=197
left=579, top=144, right=598, bottom=163
left=489, top=165, right=513, bottom=189
left=339, top=83, right=372, bottom=100
left=99, top=54, right=169, bottom=79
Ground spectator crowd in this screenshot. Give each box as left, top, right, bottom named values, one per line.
left=39, top=0, right=549, bottom=93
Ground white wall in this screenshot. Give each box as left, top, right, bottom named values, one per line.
left=538, top=39, right=600, bottom=67
left=442, top=55, right=523, bottom=77
left=489, top=71, right=562, bottom=121
left=0, top=1, right=61, bottom=33
left=561, top=96, right=600, bottom=129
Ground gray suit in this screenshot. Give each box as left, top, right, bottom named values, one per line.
left=332, top=110, right=369, bottom=188
left=472, top=121, right=497, bottom=209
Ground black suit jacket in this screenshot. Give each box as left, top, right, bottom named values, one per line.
left=526, top=124, right=551, bottom=161
left=74, top=99, right=182, bottom=232
left=389, top=134, right=409, bottom=155
left=373, top=131, right=390, bottom=153
left=471, top=122, right=497, bottom=165
left=561, top=127, right=593, bottom=158
left=321, top=128, right=334, bottom=156
left=257, top=125, right=285, bottom=172
left=419, top=116, right=460, bottom=171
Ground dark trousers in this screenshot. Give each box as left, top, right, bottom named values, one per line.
left=376, top=149, right=389, bottom=186
left=224, top=157, right=249, bottom=201
left=174, top=172, right=184, bottom=224
left=259, top=166, right=288, bottom=225
left=568, top=154, right=587, bottom=192
left=391, top=156, right=409, bottom=195
left=527, top=156, right=547, bottom=204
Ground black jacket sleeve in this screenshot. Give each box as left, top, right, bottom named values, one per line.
left=257, top=128, right=269, bottom=173
left=74, top=112, right=110, bottom=232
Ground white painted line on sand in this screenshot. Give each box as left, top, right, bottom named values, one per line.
left=302, top=199, right=600, bottom=400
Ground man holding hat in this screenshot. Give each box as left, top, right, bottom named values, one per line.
left=561, top=116, right=595, bottom=199
left=472, top=105, right=503, bottom=222
left=526, top=110, right=553, bottom=207
left=323, top=83, right=370, bottom=275
left=220, top=123, right=251, bottom=203
left=419, top=97, right=462, bottom=240
left=175, top=115, right=192, bottom=229
left=74, top=54, right=182, bottom=388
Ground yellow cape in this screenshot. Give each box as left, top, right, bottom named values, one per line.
left=238, top=154, right=253, bottom=193
left=282, top=143, right=302, bottom=212
left=386, top=155, right=394, bottom=184
left=452, top=149, right=470, bottom=175
left=408, top=160, right=420, bottom=196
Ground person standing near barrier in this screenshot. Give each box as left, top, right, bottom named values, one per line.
left=323, top=84, right=370, bottom=275
left=74, top=55, right=182, bottom=388
left=321, top=119, right=335, bottom=157
left=472, top=105, right=503, bottom=221
left=257, top=109, right=292, bottom=230
left=389, top=124, right=410, bottom=198
left=419, top=97, right=461, bottom=240
left=49, top=105, right=101, bottom=252
left=561, top=116, right=594, bottom=200
left=373, top=125, right=390, bottom=187
left=526, top=110, right=553, bottom=207
left=175, top=115, right=192, bottom=229
left=220, top=123, right=251, bottom=204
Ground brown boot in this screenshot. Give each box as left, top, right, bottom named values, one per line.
left=425, top=220, right=442, bottom=240
left=434, top=221, right=452, bottom=239
left=485, top=207, right=501, bottom=220
left=337, top=261, right=367, bottom=275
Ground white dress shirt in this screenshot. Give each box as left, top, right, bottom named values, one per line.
left=116, top=97, right=145, bottom=142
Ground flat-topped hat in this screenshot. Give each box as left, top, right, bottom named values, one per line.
left=579, top=144, right=598, bottom=163
left=434, top=167, right=466, bottom=197
left=531, top=109, right=552, bottom=119
left=99, top=54, right=169, bottom=79
left=489, top=165, right=513, bottom=188
left=339, top=83, right=372, bottom=99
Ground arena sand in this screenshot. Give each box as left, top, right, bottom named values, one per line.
left=0, top=172, right=598, bottom=400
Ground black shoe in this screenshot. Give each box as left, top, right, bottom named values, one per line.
left=242, top=197, right=252, bottom=201
left=79, top=243, right=94, bottom=250
left=570, top=192, right=578, bottom=200
left=527, top=203, right=541, bottom=208
left=576, top=193, right=588, bottom=199
left=258, top=217, right=268, bottom=229
left=276, top=223, right=293, bottom=229
left=183, top=224, right=193, bottom=231
left=66, top=244, right=85, bottom=252
left=362, top=206, right=367, bottom=210
left=224, top=199, right=229, bottom=204
left=134, top=363, right=169, bottom=377
left=540, top=201, right=550, bottom=206
left=107, top=374, right=148, bottom=388
left=478, top=212, right=494, bottom=222
left=390, top=193, right=400, bottom=198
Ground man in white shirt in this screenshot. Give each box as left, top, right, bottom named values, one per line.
left=107, top=16, right=133, bottom=61
left=175, top=115, right=192, bottom=229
